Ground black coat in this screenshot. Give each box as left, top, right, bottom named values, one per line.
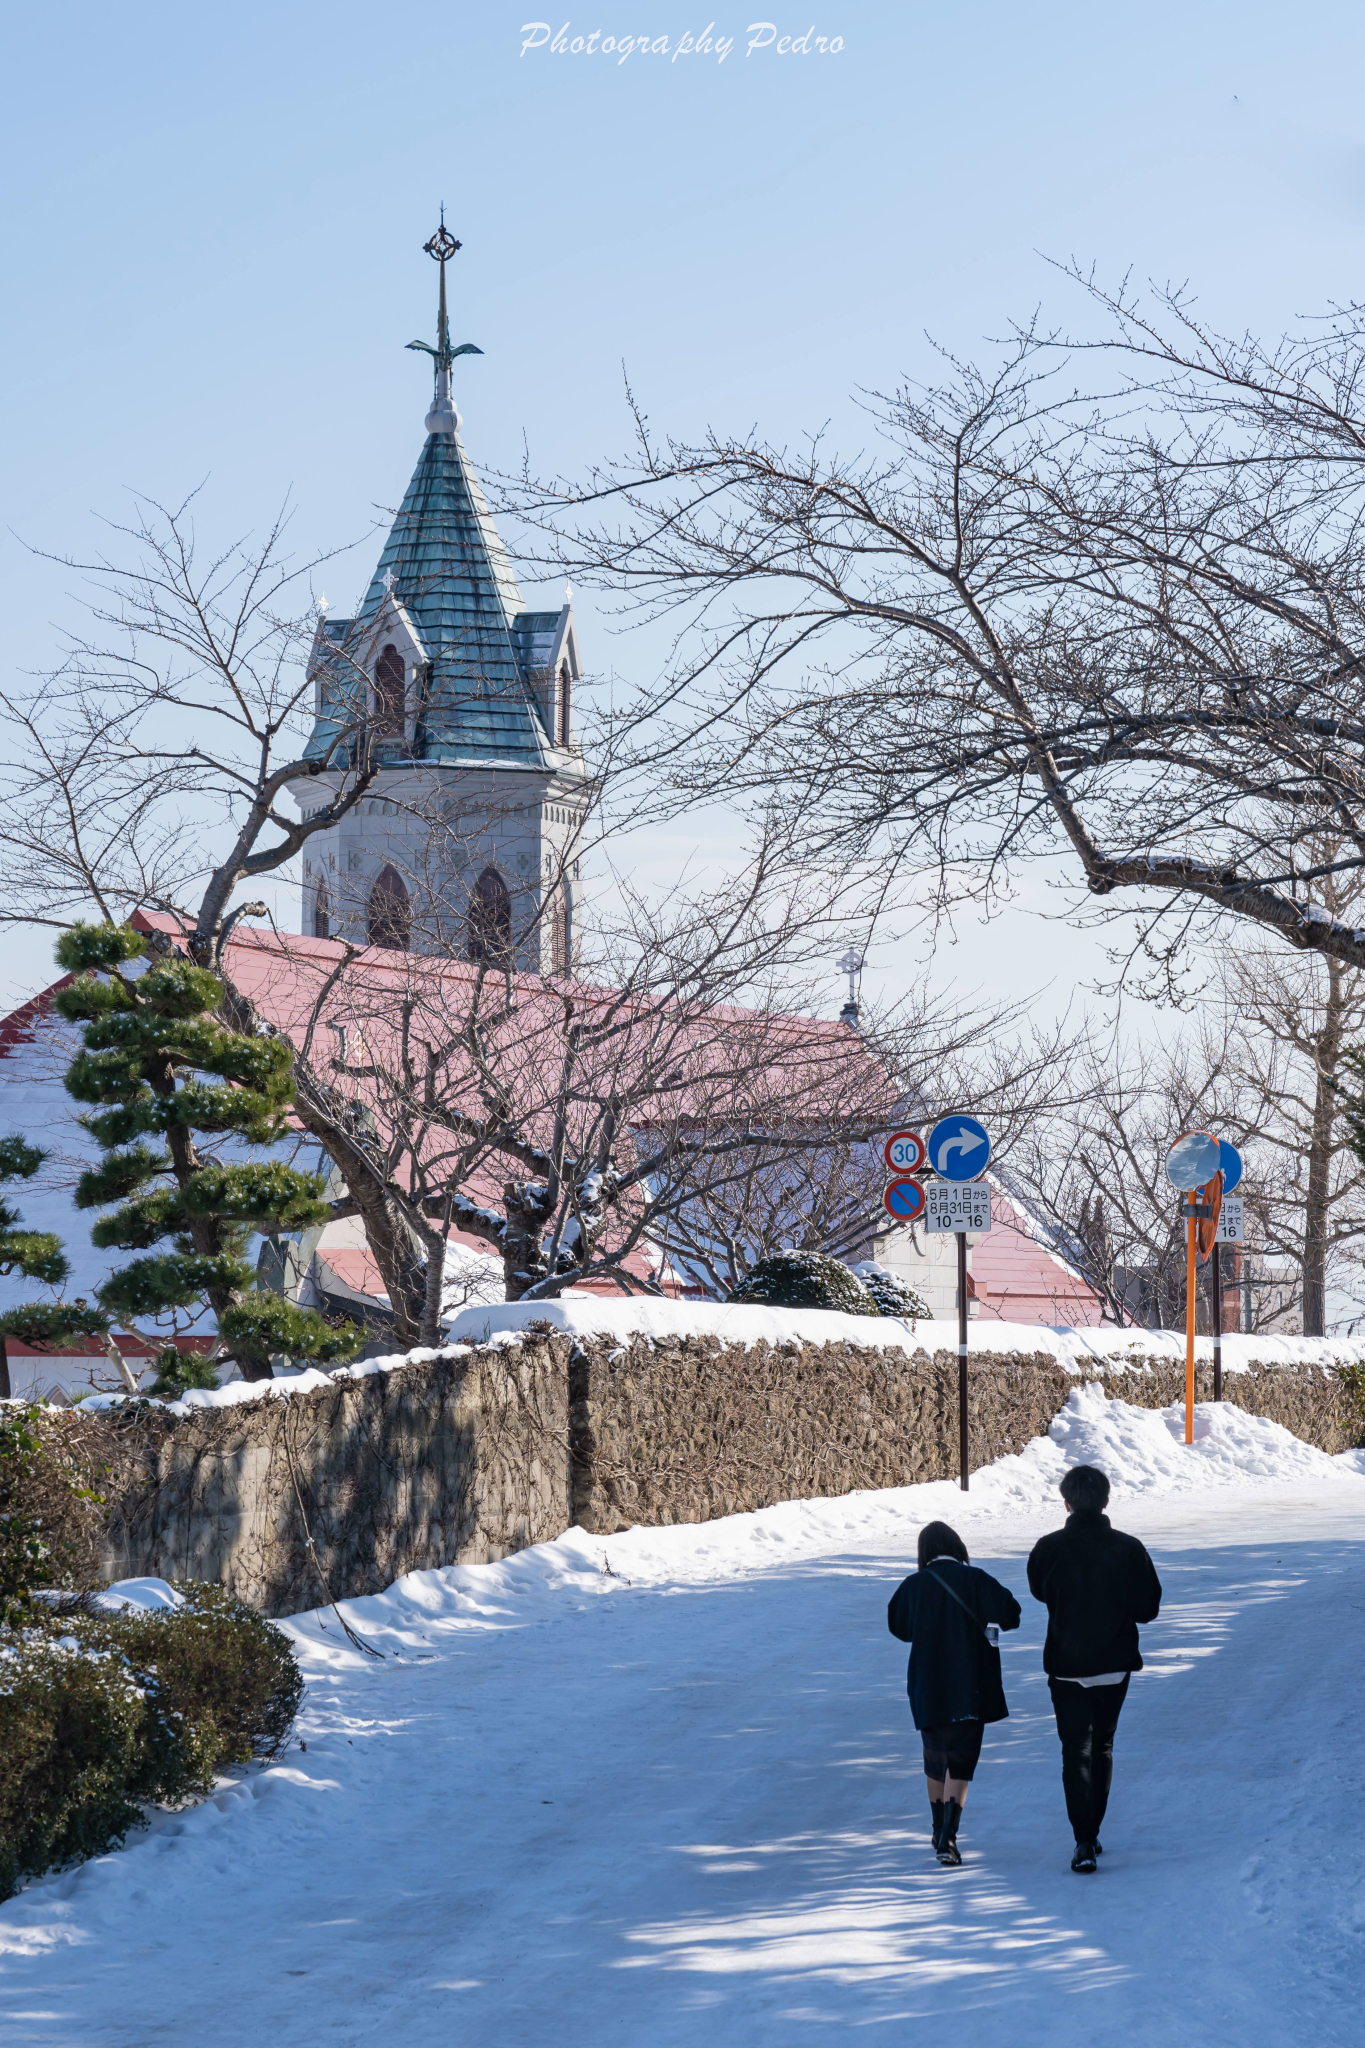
left=887, top=1559, right=1022, bottom=1729
left=1026, top=1510, right=1162, bottom=1678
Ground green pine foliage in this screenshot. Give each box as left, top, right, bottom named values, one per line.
left=727, top=1250, right=882, bottom=1315
left=53, top=921, right=360, bottom=1382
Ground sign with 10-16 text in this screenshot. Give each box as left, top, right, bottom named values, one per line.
left=924, top=1181, right=993, bottom=1234
left=1216, top=1196, right=1244, bottom=1244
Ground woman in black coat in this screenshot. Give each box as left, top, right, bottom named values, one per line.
left=887, top=1520, right=1022, bottom=1865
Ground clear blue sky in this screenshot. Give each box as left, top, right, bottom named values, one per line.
left=3, top=0, right=1364, bottom=1006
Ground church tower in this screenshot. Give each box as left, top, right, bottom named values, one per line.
left=293, top=221, right=590, bottom=973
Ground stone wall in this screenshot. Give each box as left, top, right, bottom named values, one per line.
left=95, top=1339, right=568, bottom=1618
left=566, top=1334, right=1360, bottom=1532
left=72, top=1329, right=1360, bottom=1611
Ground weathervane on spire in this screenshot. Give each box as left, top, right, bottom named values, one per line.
left=407, top=208, right=483, bottom=435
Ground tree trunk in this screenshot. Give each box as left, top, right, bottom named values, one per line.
left=1302, top=960, right=1344, bottom=1339
left=502, top=1184, right=553, bottom=1301
left=212, top=971, right=430, bottom=1347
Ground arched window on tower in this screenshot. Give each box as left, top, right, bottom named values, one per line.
left=558, top=662, right=572, bottom=748
left=374, top=644, right=405, bottom=738
left=551, top=885, right=574, bottom=977
left=313, top=875, right=330, bottom=942
left=368, top=864, right=410, bottom=950
left=467, top=866, right=512, bottom=963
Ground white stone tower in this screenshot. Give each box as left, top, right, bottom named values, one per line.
left=291, top=219, right=591, bottom=972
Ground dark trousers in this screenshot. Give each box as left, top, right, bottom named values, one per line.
left=1048, top=1675, right=1129, bottom=1841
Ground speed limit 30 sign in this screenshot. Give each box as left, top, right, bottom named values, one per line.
left=884, top=1129, right=926, bottom=1175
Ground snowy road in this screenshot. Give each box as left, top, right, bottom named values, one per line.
left=3, top=1391, right=1363, bottom=2046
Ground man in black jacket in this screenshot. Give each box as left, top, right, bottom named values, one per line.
left=1027, top=1464, right=1162, bottom=1874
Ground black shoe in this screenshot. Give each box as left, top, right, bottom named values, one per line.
left=1071, top=1840, right=1098, bottom=1874
left=937, top=1799, right=963, bottom=1866
left=1095, top=1840, right=1104, bottom=1855
left=930, top=1799, right=945, bottom=1853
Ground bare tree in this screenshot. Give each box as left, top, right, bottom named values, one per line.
left=279, top=857, right=910, bottom=1324
left=0, top=495, right=389, bottom=958
left=500, top=283, right=1365, bottom=986
left=1012, top=873, right=1365, bottom=1337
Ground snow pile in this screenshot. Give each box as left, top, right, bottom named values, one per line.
left=968, top=1383, right=1349, bottom=1514
left=88, top=1576, right=185, bottom=1614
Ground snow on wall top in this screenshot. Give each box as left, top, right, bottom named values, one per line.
left=443, top=1296, right=1364, bottom=1372
left=22, top=1297, right=1363, bottom=1423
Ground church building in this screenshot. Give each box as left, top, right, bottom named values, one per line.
left=292, top=223, right=591, bottom=974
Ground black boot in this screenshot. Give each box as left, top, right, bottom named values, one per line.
left=930, top=1799, right=945, bottom=1852
left=1070, top=1839, right=1098, bottom=1874
left=937, top=1799, right=963, bottom=1866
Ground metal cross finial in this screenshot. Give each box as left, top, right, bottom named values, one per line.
left=382, top=568, right=398, bottom=598
left=564, top=580, right=574, bottom=604
left=837, top=947, right=865, bottom=1006
left=407, top=213, right=484, bottom=431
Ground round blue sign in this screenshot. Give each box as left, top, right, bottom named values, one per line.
left=927, top=1114, right=991, bottom=1183
left=1218, top=1139, right=1243, bottom=1194
left=883, top=1177, right=926, bottom=1221
left=1165, top=1129, right=1221, bottom=1191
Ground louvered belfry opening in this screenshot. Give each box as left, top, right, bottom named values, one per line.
left=558, top=662, right=572, bottom=747
left=467, top=864, right=512, bottom=963
left=374, top=644, right=405, bottom=737
left=368, top=864, right=410, bottom=950
left=313, top=875, right=330, bottom=941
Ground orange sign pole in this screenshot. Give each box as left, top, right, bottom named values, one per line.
left=1185, top=1189, right=1197, bottom=1445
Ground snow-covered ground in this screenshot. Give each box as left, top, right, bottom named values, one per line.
left=2, top=1388, right=1363, bottom=2047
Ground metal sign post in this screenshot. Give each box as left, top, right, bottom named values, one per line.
left=924, top=1128, right=993, bottom=1493
left=1165, top=1129, right=1222, bottom=1446
left=1211, top=1141, right=1243, bottom=1406
left=1211, top=1240, right=1222, bottom=1405
left=1184, top=1190, right=1198, bottom=1441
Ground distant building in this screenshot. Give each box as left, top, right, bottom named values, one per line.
left=293, top=226, right=590, bottom=974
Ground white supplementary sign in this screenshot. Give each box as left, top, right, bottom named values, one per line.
left=924, top=1181, right=992, bottom=1234
left=1217, top=1196, right=1244, bottom=1243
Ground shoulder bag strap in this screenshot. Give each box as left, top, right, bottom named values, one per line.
left=923, top=1567, right=991, bottom=1641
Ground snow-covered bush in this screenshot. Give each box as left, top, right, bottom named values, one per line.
left=0, top=1584, right=303, bottom=1898
left=727, top=1251, right=881, bottom=1316
left=850, top=1263, right=932, bottom=1321
left=0, top=1632, right=146, bottom=1900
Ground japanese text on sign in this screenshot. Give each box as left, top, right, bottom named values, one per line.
left=1216, top=1196, right=1244, bottom=1244
left=924, top=1181, right=992, bottom=1234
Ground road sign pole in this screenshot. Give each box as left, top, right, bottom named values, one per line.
left=1185, top=1189, right=1197, bottom=1445
left=1211, top=1240, right=1222, bottom=1404
left=957, top=1227, right=969, bottom=1491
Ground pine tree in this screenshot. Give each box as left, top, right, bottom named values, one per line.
left=55, top=923, right=360, bottom=1383
left=0, top=1136, right=109, bottom=1400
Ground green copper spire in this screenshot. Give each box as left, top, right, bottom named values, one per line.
left=406, top=212, right=483, bottom=435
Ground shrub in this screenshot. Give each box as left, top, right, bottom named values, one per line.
left=0, top=1632, right=146, bottom=1897
left=65, top=1584, right=304, bottom=1793
left=0, top=1584, right=304, bottom=1898
left=850, top=1262, right=932, bottom=1320
left=728, top=1251, right=881, bottom=1316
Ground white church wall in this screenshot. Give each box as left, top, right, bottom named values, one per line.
left=871, top=1220, right=970, bottom=1321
